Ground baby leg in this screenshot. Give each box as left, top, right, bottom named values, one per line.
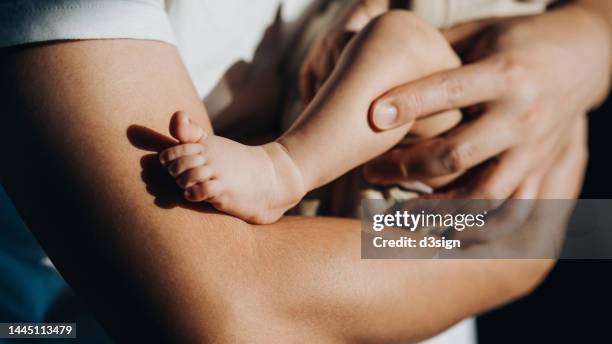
left=278, top=10, right=461, bottom=191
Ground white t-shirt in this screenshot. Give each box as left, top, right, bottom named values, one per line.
left=0, top=0, right=309, bottom=100
left=0, top=1, right=475, bottom=343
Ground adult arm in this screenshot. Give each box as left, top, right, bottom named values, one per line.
left=0, top=40, right=556, bottom=343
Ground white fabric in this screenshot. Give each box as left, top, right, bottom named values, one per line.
left=0, top=0, right=309, bottom=100
left=0, top=1, right=476, bottom=343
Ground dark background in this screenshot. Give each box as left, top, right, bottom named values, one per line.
left=478, top=98, right=612, bottom=342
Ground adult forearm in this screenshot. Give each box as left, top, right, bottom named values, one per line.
left=248, top=221, right=553, bottom=343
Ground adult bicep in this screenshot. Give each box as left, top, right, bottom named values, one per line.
left=0, top=39, right=235, bottom=341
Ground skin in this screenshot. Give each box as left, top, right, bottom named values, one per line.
left=363, top=2, right=611, bottom=197
left=0, top=15, right=584, bottom=344
left=159, top=11, right=462, bottom=224
left=300, top=0, right=460, bottom=140
left=159, top=110, right=305, bottom=224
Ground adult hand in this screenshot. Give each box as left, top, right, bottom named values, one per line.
left=363, top=3, right=610, bottom=199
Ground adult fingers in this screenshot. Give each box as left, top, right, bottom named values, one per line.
left=439, top=126, right=564, bottom=201
left=405, top=109, right=462, bottom=140
left=375, top=104, right=518, bottom=182
left=369, top=55, right=510, bottom=130
left=452, top=144, right=559, bottom=244
left=447, top=117, right=586, bottom=249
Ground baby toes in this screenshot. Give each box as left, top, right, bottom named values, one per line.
left=167, top=154, right=207, bottom=177
left=184, top=180, right=224, bottom=202
left=159, top=143, right=204, bottom=166
left=176, top=166, right=214, bottom=190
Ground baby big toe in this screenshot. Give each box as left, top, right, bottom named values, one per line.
left=170, top=110, right=207, bottom=143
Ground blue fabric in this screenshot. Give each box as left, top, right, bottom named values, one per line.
left=0, top=185, right=111, bottom=343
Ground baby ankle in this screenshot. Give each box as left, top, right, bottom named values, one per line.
left=262, top=142, right=307, bottom=203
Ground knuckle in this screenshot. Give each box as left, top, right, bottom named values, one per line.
left=515, top=104, right=547, bottom=138
left=441, top=143, right=474, bottom=173
left=438, top=75, right=464, bottom=107
left=516, top=109, right=538, bottom=129
left=396, top=91, right=424, bottom=119
left=497, top=54, right=524, bottom=84
left=497, top=54, right=538, bottom=100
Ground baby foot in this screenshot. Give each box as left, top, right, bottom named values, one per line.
left=159, top=111, right=305, bottom=224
